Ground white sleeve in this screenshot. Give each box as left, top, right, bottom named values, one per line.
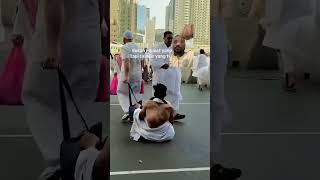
left=121, top=45, right=131, bottom=60
left=150, top=47, right=166, bottom=70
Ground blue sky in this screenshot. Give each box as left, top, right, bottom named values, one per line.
left=137, top=0, right=171, bottom=29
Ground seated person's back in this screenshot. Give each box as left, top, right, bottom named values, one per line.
left=138, top=83, right=174, bottom=128
left=141, top=100, right=174, bottom=128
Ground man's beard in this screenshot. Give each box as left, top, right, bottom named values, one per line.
left=174, top=47, right=185, bottom=56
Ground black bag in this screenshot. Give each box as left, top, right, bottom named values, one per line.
left=56, top=68, right=103, bottom=180
left=128, top=83, right=141, bottom=120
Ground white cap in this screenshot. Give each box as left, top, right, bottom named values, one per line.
left=123, top=31, right=133, bottom=39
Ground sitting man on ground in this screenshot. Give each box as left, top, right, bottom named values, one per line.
left=130, top=83, right=177, bottom=142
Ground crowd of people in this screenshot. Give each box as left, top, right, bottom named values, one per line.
left=110, top=29, right=200, bottom=142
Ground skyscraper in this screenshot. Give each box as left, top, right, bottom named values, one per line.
left=110, top=0, right=120, bottom=42
left=165, top=0, right=175, bottom=32
left=110, top=0, right=137, bottom=42
left=155, top=29, right=165, bottom=45
left=146, top=8, right=151, bottom=19
left=145, top=17, right=156, bottom=48
left=137, top=5, right=147, bottom=34
left=129, top=0, right=137, bottom=34
left=191, top=0, right=210, bottom=48
left=165, top=6, right=169, bottom=30
left=173, top=0, right=192, bottom=35
left=166, top=0, right=210, bottom=50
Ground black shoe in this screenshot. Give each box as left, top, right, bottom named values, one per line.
left=304, top=73, right=310, bottom=80
left=211, top=164, right=242, bottom=180
left=174, top=113, right=186, bottom=120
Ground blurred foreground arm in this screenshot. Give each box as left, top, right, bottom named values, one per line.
left=45, top=0, right=64, bottom=60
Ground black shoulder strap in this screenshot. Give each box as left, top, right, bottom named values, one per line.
left=58, top=68, right=89, bottom=140
left=128, top=83, right=139, bottom=106
left=149, top=97, right=168, bottom=104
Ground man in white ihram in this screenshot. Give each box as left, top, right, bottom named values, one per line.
left=150, top=31, right=186, bottom=120
left=118, top=31, right=143, bottom=121
left=192, top=49, right=210, bottom=90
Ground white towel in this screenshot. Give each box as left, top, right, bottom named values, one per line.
left=74, top=147, right=100, bottom=180
left=130, top=108, right=175, bottom=142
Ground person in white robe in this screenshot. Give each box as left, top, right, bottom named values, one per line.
left=192, top=49, right=210, bottom=90
left=211, top=0, right=241, bottom=178
left=251, top=0, right=314, bottom=91
left=166, top=35, right=192, bottom=120
left=130, top=83, right=175, bottom=142
left=22, top=0, right=104, bottom=179
left=150, top=31, right=173, bottom=91
left=150, top=31, right=185, bottom=119
left=117, top=31, right=143, bottom=120
left=130, top=105, right=175, bottom=142
left=276, top=0, right=320, bottom=91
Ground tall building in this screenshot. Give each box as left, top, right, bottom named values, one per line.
left=145, top=17, right=156, bottom=48
left=191, top=0, right=210, bottom=48
left=165, top=0, right=210, bottom=50
left=110, top=0, right=120, bottom=42
left=173, top=0, right=192, bottom=35
left=165, top=6, right=169, bottom=30
left=110, top=0, right=137, bottom=42
left=155, top=29, right=165, bottom=43
left=137, top=5, right=146, bottom=34
left=129, top=0, right=137, bottom=34
left=165, top=0, right=175, bottom=32
left=146, top=8, right=151, bottom=19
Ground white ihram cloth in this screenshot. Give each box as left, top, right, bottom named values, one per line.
left=130, top=108, right=175, bottom=142
left=117, top=42, right=142, bottom=113
left=197, top=60, right=210, bottom=86
left=212, top=17, right=232, bottom=158
left=277, top=0, right=320, bottom=74
left=22, top=0, right=101, bottom=179
left=150, top=42, right=172, bottom=86
left=192, top=54, right=209, bottom=78
left=74, top=147, right=100, bottom=180
left=261, top=0, right=314, bottom=49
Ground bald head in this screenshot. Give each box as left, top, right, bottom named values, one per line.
left=173, top=35, right=186, bottom=56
